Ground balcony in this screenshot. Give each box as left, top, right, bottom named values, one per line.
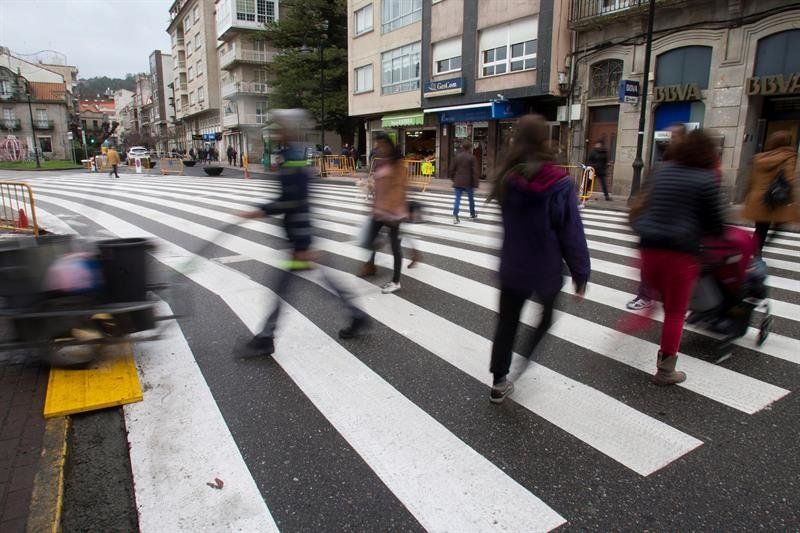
left=175, top=37, right=185, bottom=50
left=221, top=81, right=272, bottom=99
left=219, top=47, right=276, bottom=70
left=569, top=0, right=684, bottom=28
left=34, top=119, right=55, bottom=130
left=174, top=59, right=186, bottom=70
left=216, top=0, right=277, bottom=40
left=223, top=113, right=269, bottom=128
left=1, top=119, right=21, bottom=131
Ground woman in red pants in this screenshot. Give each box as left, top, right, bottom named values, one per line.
left=630, top=129, right=723, bottom=385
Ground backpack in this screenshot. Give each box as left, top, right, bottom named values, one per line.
left=763, top=168, right=792, bottom=209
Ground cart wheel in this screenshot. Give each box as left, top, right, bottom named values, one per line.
left=47, top=343, right=97, bottom=368
left=757, top=316, right=772, bottom=347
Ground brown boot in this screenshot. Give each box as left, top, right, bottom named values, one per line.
left=357, top=262, right=376, bottom=278
left=651, top=351, right=687, bottom=386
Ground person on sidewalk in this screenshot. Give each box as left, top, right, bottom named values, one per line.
left=449, top=140, right=480, bottom=224
left=358, top=133, right=408, bottom=294
left=741, top=131, right=800, bottom=254
left=628, top=129, right=724, bottom=385
left=107, top=146, right=121, bottom=179
left=227, top=145, right=235, bottom=166
left=487, top=115, right=590, bottom=404
left=586, top=140, right=612, bottom=201
left=235, top=110, right=368, bottom=358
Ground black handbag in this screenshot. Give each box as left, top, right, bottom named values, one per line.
left=763, top=169, right=792, bottom=209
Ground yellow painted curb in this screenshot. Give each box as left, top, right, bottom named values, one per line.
left=26, top=416, right=69, bottom=533
left=44, top=344, right=143, bottom=419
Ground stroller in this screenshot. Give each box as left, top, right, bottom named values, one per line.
left=687, top=226, right=772, bottom=363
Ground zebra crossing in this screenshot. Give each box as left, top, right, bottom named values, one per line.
left=17, top=171, right=800, bottom=530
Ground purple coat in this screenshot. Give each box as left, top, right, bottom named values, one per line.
left=499, top=162, right=591, bottom=296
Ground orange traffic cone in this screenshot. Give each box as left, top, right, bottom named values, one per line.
left=17, top=208, right=29, bottom=229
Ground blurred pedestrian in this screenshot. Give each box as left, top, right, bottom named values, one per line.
left=742, top=131, right=799, bottom=254
left=628, top=129, right=724, bottom=385
left=107, top=146, right=121, bottom=179
left=358, top=133, right=407, bottom=294
left=487, top=115, right=590, bottom=404
left=235, top=110, right=368, bottom=358
left=586, top=140, right=612, bottom=201
left=227, top=145, right=235, bottom=165
left=189, top=147, right=196, bottom=160
left=449, top=140, right=480, bottom=224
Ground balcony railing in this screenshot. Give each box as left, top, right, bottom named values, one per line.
left=221, top=81, right=272, bottom=98
left=223, top=113, right=269, bottom=127
left=219, top=47, right=276, bottom=70
left=175, top=59, right=186, bottom=70
left=570, top=0, right=685, bottom=26
left=1, top=119, right=21, bottom=130
left=34, top=119, right=54, bottom=130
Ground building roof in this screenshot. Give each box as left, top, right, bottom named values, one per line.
left=29, top=81, right=67, bottom=102
left=79, top=99, right=116, bottom=114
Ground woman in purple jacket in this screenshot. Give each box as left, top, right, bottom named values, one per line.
left=488, top=115, right=591, bottom=404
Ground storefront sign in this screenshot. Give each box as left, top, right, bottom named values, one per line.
left=618, top=79, right=640, bottom=104
left=424, top=77, right=464, bottom=97
left=381, top=112, right=424, bottom=128
left=746, top=73, right=800, bottom=95
left=653, top=84, right=703, bottom=103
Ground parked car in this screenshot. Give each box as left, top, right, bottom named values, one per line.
left=127, top=146, right=149, bottom=161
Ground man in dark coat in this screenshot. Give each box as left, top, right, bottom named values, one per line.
left=586, top=140, right=612, bottom=201
left=448, top=140, right=480, bottom=224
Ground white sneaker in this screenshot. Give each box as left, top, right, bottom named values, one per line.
left=381, top=281, right=401, bottom=294
left=626, top=297, right=653, bottom=311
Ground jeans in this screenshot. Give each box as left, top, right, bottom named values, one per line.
left=453, top=187, right=476, bottom=218
left=490, top=288, right=557, bottom=383
left=366, top=218, right=403, bottom=283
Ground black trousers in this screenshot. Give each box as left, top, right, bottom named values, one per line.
left=490, top=287, right=557, bottom=383
left=366, top=218, right=402, bottom=283
left=754, top=222, right=782, bottom=254
left=109, top=164, right=119, bottom=178
left=595, top=172, right=609, bottom=197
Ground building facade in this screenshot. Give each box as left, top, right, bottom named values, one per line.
left=215, top=0, right=278, bottom=164
left=168, top=0, right=222, bottom=153
left=568, top=0, right=800, bottom=200
left=149, top=50, right=176, bottom=153
left=347, top=0, right=571, bottom=179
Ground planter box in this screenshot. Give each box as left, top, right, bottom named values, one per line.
left=203, top=166, right=223, bottom=176
left=183, top=160, right=196, bottom=167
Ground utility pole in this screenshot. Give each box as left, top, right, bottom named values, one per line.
left=628, top=0, right=656, bottom=202
left=25, top=82, right=41, bottom=168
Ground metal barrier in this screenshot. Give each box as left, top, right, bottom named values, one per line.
left=0, top=181, right=39, bottom=236
left=313, top=155, right=356, bottom=177
left=559, top=165, right=596, bottom=204
left=160, top=157, right=185, bottom=175
left=404, top=159, right=434, bottom=192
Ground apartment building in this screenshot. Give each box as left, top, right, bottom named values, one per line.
left=114, top=88, right=135, bottom=141
left=347, top=1, right=571, bottom=179
left=568, top=0, right=800, bottom=200
left=149, top=50, right=176, bottom=153
left=215, top=0, right=278, bottom=163
left=168, top=0, right=222, bottom=151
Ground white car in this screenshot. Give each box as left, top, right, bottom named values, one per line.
left=127, top=146, right=149, bottom=160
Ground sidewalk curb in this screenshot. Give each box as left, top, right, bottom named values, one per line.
left=26, top=415, right=69, bottom=533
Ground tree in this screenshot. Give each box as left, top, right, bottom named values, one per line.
left=77, top=74, right=139, bottom=99
left=261, top=0, right=353, bottom=143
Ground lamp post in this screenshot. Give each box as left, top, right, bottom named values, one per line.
left=628, top=0, right=656, bottom=203
left=24, top=81, right=41, bottom=169
left=302, top=19, right=329, bottom=176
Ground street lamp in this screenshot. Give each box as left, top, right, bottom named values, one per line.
left=24, top=80, right=41, bottom=169
left=628, top=0, right=656, bottom=203
left=301, top=19, right=329, bottom=176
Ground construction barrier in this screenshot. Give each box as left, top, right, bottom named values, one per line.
left=313, top=155, right=356, bottom=177
left=0, top=181, right=39, bottom=236
left=160, top=157, right=184, bottom=175
left=366, top=158, right=435, bottom=193
left=559, top=165, right=596, bottom=205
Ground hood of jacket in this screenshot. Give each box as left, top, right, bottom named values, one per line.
left=505, top=161, right=569, bottom=194
left=753, top=146, right=795, bottom=175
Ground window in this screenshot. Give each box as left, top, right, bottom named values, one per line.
left=39, top=137, right=52, bottom=152
left=36, top=109, right=48, bottom=121
left=382, top=0, right=421, bottom=33
left=589, top=59, right=623, bottom=98
left=193, top=5, right=200, bottom=22
left=195, top=37, right=201, bottom=50
left=255, top=69, right=268, bottom=83
left=189, top=91, right=196, bottom=105
left=0, top=80, right=11, bottom=98
left=433, top=38, right=462, bottom=75
left=198, top=86, right=205, bottom=101
left=755, top=30, right=800, bottom=77
left=196, top=60, right=203, bottom=77
left=186, top=39, right=192, bottom=55
left=80, top=119, right=86, bottom=129
left=381, top=42, right=420, bottom=94
left=479, top=18, right=537, bottom=77
left=355, top=4, right=373, bottom=35
left=656, top=46, right=712, bottom=89
left=354, top=64, right=373, bottom=93
left=237, top=0, right=276, bottom=23
left=188, top=66, right=194, bottom=81
left=256, top=101, right=267, bottom=123
left=92, top=120, right=99, bottom=129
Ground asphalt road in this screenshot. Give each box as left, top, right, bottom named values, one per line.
left=4, top=166, right=799, bottom=531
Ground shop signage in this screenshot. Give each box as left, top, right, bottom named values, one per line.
left=618, top=79, right=640, bottom=104
left=746, top=73, right=800, bottom=95
left=192, top=134, right=203, bottom=140
left=653, top=84, right=703, bottom=103
left=424, top=77, right=464, bottom=97
left=381, top=112, right=424, bottom=128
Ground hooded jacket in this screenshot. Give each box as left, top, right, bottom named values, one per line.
left=259, top=143, right=312, bottom=252
left=742, top=146, right=800, bottom=224
left=498, top=162, right=591, bottom=295
left=449, top=150, right=480, bottom=188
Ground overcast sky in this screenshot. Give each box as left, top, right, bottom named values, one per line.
left=0, top=0, right=174, bottom=79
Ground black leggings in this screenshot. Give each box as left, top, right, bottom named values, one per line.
left=754, top=222, right=782, bottom=254
left=367, top=219, right=402, bottom=283
left=490, top=287, right=557, bottom=383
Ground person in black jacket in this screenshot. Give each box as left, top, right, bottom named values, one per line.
left=629, top=129, right=723, bottom=385
left=586, top=140, right=611, bottom=201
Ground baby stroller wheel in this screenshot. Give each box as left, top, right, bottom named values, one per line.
left=757, top=316, right=772, bottom=347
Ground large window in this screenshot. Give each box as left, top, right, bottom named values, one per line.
left=190, top=91, right=196, bottom=105
left=433, top=38, right=461, bottom=75
left=355, top=64, right=373, bottom=93
left=355, top=4, right=373, bottom=36
left=0, top=80, right=13, bottom=98
left=237, top=0, right=276, bottom=23
left=382, top=0, right=421, bottom=33
left=198, top=86, right=205, bottom=101
left=196, top=60, right=203, bottom=77
left=38, top=137, right=52, bottom=152
left=381, top=42, right=420, bottom=95
left=755, top=30, right=800, bottom=77
left=479, top=18, right=537, bottom=77
left=193, top=5, right=199, bottom=23
left=656, top=46, right=712, bottom=89
left=589, top=59, right=623, bottom=98
left=188, top=66, right=194, bottom=81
